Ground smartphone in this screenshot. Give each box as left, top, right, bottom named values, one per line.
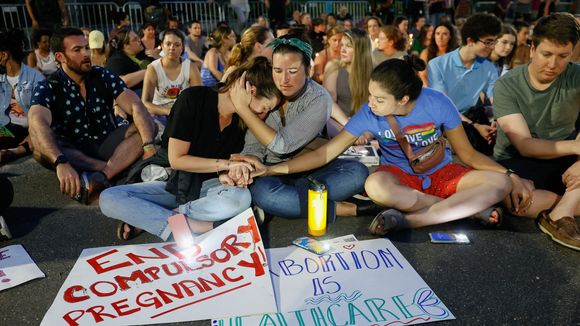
left=292, top=237, right=332, bottom=255
left=429, top=232, right=470, bottom=244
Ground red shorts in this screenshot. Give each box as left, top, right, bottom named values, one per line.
left=374, top=164, right=472, bottom=198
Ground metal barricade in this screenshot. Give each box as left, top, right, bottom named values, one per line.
left=159, top=1, right=225, bottom=33
left=2, top=0, right=372, bottom=48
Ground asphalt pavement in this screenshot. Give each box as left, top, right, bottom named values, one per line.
left=1, top=157, right=579, bottom=325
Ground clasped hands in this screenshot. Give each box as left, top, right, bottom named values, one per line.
left=218, top=154, right=267, bottom=187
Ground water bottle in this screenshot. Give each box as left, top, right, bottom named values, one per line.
left=307, top=177, right=327, bottom=237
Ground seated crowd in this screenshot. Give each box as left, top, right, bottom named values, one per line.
left=0, top=10, right=578, bottom=252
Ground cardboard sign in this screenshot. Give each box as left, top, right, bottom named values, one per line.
left=215, top=238, right=454, bottom=325
left=0, top=244, right=45, bottom=291
left=41, top=208, right=276, bottom=325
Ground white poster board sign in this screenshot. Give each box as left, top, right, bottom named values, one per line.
left=0, top=244, right=45, bottom=291
left=215, top=238, right=454, bottom=325
left=42, top=208, right=277, bottom=325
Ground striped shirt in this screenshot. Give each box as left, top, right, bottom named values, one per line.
left=241, top=79, right=332, bottom=164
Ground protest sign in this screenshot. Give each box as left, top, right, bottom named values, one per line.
left=215, top=238, right=454, bottom=325
left=0, top=244, right=45, bottom=291
left=41, top=208, right=276, bottom=326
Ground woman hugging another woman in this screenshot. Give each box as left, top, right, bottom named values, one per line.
left=99, top=57, right=281, bottom=241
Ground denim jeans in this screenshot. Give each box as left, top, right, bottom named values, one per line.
left=250, top=159, right=368, bottom=222
left=99, top=178, right=251, bottom=240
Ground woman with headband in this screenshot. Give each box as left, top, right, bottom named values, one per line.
left=229, top=34, right=370, bottom=224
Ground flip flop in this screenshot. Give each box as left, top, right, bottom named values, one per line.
left=369, top=209, right=406, bottom=236
left=116, top=222, right=143, bottom=241
left=474, top=206, right=503, bottom=227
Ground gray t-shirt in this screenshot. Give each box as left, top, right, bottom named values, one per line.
left=241, top=79, right=332, bottom=164
left=493, top=63, right=580, bottom=160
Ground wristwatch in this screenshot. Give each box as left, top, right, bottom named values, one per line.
left=54, top=154, right=68, bottom=168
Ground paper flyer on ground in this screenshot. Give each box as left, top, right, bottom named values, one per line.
left=214, top=238, right=455, bottom=325
left=0, top=244, right=45, bottom=291
left=41, top=208, right=276, bottom=325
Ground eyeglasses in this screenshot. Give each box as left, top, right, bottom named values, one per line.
left=478, top=39, right=498, bottom=47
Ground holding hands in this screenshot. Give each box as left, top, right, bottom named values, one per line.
left=224, top=154, right=268, bottom=187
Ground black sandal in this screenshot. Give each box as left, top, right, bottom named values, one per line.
left=369, top=209, right=406, bottom=236
left=116, top=222, right=143, bottom=241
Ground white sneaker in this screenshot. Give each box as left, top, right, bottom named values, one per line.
left=252, top=206, right=266, bottom=225
left=0, top=216, right=12, bottom=240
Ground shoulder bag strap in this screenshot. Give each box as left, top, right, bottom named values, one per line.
left=386, top=115, right=414, bottom=159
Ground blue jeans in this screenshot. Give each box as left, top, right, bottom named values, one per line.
left=250, top=159, right=368, bottom=222
left=99, top=178, right=251, bottom=240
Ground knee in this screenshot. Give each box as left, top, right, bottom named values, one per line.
left=485, top=173, right=512, bottom=198
left=98, top=187, right=126, bottom=216
left=364, top=173, right=396, bottom=202
left=232, top=187, right=252, bottom=209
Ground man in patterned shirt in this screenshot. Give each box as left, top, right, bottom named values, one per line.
left=28, top=28, right=156, bottom=204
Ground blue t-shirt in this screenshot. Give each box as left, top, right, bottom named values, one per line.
left=345, top=87, right=461, bottom=176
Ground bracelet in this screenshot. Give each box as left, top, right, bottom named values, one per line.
left=143, top=144, right=155, bottom=150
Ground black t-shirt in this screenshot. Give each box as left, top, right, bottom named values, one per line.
left=162, top=87, right=245, bottom=202
left=106, top=51, right=143, bottom=91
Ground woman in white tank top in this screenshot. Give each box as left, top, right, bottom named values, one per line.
left=27, top=29, right=58, bottom=76
left=142, top=29, right=201, bottom=126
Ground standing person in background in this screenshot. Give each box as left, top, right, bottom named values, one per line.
left=184, top=20, right=208, bottom=68
left=313, top=25, right=344, bottom=83
left=109, top=10, right=131, bottom=40
left=27, top=29, right=58, bottom=77
left=224, top=26, right=275, bottom=79
left=140, top=22, right=161, bottom=60
left=0, top=30, right=45, bottom=164
left=88, top=30, right=110, bottom=68
left=230, top=0, right=251, bottom=34
left=418, top=22, right=458, bottom=85
left=265, top=0, right=290, bottom=28
left=200, top=26, right=236, bottom=87
left=323, top=28, right=373, bottom=138
left=142, top=29, right=201, bottom=133
left=25, top=0, right=69, bottom=32
left=428, top=0, right=447, bottom=25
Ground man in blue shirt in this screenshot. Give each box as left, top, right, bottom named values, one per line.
left=28, top=28, right=156, bottom=204
left=428, top=13, right=501, bottom=155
